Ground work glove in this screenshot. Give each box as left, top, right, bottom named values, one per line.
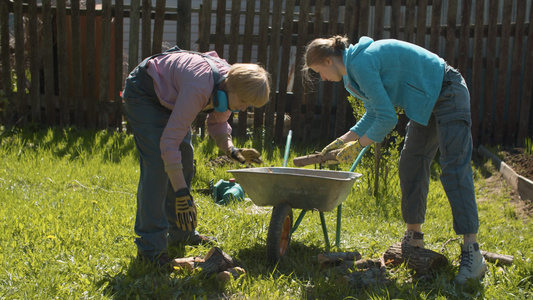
left=229, top=146, right=263, bottom=164
left=336, top=141, right=364, bottom=164
left=319, top=138, right=345, bottom=156
left=175, top=188, right=197, bottom=232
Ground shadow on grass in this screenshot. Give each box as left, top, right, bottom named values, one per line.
left=3, top=125, right=137, bottom=163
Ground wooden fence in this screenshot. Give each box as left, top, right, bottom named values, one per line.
left=1, top=0, right=532, bottom=147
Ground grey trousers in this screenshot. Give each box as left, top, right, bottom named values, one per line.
left=399, top=64, right=479, bottom=235
left=123, top=63, right=199, bottom=258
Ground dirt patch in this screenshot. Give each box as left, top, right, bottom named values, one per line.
left=474, top=152, right=533, bottom=220
left=500, top=148, right=533, bottom=181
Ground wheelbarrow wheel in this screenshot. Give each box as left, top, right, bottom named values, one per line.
left=266, top=203, right=293, bottom=264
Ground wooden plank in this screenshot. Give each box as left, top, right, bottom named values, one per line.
left=114, top=0, right=124, bottom=129
left=429, top=0, right=442, bottom=54
left=265, top=0, right=283, bottom=142
left=390, top=0, right=401, bottom=39
left=404, top=0, right=416, bottom=43
left=177, top=0, right=192, bottom=49
left=303, top=0, right=324, bottom=144
left=152, top=0, right=166, bottom=55
left=507, top=0, right=526, bottom=146
left=335, top=0, right=355, bottom=138
left=56, top=0, right=70, bottom=126
left=242, top=0, right=255, bottom=62
left=128, top=0, right=140, bottom=72
left=215, top=0, right=226, bottom=55
left=314, top=0, right=325, bottom=36
left=70, top=0, right=83, bottom=127
left=416, top=0, right=427, bottom=47
left=358, top=0, right=369, bottom=37
left=494, top=0, right=512, bottom=144
left=517, top=0, right=532, bottom=145
left=85, top=0, right=97, bottom=128
left=42, top=0, right=56, bottom=125
left=199, top=0, right=212, bottom=52
left=28, top=0, right=41, bottom=123
left=481, top=0, right=499, bottom=145
left=142, top=0, right=151, bottom=59
left=320, top=0, right=340, bottom=141
left=445, top=0, right=457, bottom=65
left=0, top=0, right=10, bottom=103
left=350, top=0, right=360, bottom=41
left=98, top=0, right=112, bottom=128
left=471, top=0, right=484, bottom=146
left=275, top=0, right=295, bottom=143
left=240, top=0, right=256, bottom=140
left=126, top=1, right=140, bottom=67
left=196, top=0, right=213, bottom=137
left=14, top=0, right=26, bottom=123
left=373, top=0, right=384, bottom=39
left=253, top=0, right=270, bottom=149
left=227, top=0, right=245, bottom=137
left=456, top=0, right=471, bottom=76
left=291, top=0, right=310, bottom=142
left=228, top=0, right=240, bottom=63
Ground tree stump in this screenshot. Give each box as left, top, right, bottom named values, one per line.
left=383, top=243, right=448, bottom=274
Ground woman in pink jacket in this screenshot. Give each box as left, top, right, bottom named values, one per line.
left=122, top=47, right=270, bottom=267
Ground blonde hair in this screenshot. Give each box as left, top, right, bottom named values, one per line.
left=226, top=64, right=271, bottom=107
left=302, top=35, right=349, bottom=83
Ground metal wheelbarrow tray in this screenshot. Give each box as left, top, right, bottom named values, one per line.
left=227, top=167, right=362, bottom=212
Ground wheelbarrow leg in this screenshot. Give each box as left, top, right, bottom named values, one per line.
left=319, top=212, right=331, bottom=252
left=336, top=204, right=342, bottom=248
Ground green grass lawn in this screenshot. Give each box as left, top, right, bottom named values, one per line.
left=1, top=127, right=532, bottom=299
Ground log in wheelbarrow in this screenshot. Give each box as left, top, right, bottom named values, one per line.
left=228, top=131, right=369, bottom=264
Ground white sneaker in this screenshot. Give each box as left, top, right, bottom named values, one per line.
left=454, top=243, right=488, bottom=284
left=401, top=230, right=425, bottom=248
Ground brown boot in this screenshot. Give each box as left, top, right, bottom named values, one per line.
left=401, top=230, right=424, bottom=248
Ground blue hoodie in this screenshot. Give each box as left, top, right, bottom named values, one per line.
left=343, top=36, right=445, bottom=142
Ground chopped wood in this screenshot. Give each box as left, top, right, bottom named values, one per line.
left=293, top=149, right=341, bottom=167
left=382, top=242, right=448, bottom=274
left=215, top=267, right=246, bottom=282
left=197, top=247, right=240, bottom=276
left=481, top=250, right=514, bottom=265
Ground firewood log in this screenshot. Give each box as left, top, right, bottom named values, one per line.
left=382, top=243, right=448, bottom=274
left=481, top=250, right=514, bottom=265
left=293, top=149, right=341, bottom=167
left=197, top=247, right=240, bottom=276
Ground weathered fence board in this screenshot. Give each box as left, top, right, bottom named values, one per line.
left=518, top=3, right=533, bottom=145
left=42, top=0, right=55, bottom=125
left=152, top=0, right=166, bottom=55
left=29, top=0, right=40, bottom=123
left=495, top=0, right=513, bottom=145
left=141, top=0, right=151, bottom=58
left=128, top=0, right=140, bottom=73
left=507, top=0, right=527, bottom=146
left=113, top=0, right=124, bottom=130
left=14, top=0, right=25, bottom=122
left=70, top=0, right=83, bottom=127
left=86, top=0, right=97, bottom=128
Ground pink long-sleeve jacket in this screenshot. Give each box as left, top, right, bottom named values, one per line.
left=145, top=51, right=232, bottom=172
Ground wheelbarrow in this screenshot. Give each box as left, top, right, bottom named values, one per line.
left=228, top=131, right=369, bottom=263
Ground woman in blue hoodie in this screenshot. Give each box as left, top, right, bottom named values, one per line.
left=303, top=35, right=486, bottom=284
